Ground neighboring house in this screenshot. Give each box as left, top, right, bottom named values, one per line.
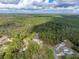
left=0, top=36, right=12, bottom=53
left=54, top=40, right=74, bottom=58
left=33, top=33, right=43, bottom=45
left=0, top=36, right=12, bottom=46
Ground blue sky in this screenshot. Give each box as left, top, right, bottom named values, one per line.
left=0, top=0, right=79, bottom=14
left=49, top=0, right=54, bottom=2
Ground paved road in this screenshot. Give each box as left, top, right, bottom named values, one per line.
left=53, top=48, right=59, bottom=59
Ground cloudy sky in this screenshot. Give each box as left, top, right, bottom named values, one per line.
left=0, top=0, right=79, bottom=14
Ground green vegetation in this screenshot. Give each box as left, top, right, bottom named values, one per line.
left=64, top=55, right=79, bottom=59
left=0, top=14, right=79, bottom=59
left=33, top=15, right=79, bottom=50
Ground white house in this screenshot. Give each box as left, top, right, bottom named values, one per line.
left=55, top=41, right=74, bottom=57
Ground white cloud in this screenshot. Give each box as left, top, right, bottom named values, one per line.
left=0, top=0, right=44, bottom=9
left=0, top=0, right=79, bottom=10
left=0, top=0, right=34, bottom=9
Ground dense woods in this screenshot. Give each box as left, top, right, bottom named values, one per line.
left=0, top=14, right=79, bottom=59
left=33, top=15, right=79, bottom=47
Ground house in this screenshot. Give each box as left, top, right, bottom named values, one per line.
left=54, top=40, right=74, bottom=57
left=0, top=36, right=12, bottom=46
left=33, top=33, right=43, bottom=45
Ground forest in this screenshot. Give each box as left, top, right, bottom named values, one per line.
left=0, top=14, right=79, bottom=59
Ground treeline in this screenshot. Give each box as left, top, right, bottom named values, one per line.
left=33, top=20, right=72, bottom=45
left=64, top=55, right=79, bottom=59
left=33, top=19, right=79, bottom=52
